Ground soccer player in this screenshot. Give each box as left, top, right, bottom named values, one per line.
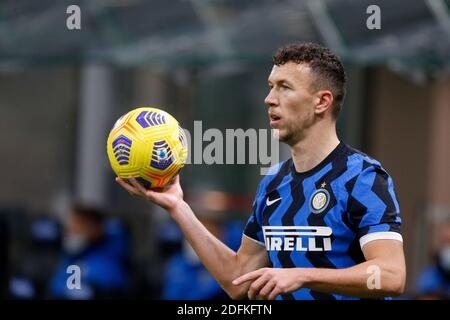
left=116, top=43, right=406, bottom=300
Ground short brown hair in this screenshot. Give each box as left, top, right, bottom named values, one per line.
left=272, top=42, right=347, bottom=118
left=72, top=204, right=106, bottom=227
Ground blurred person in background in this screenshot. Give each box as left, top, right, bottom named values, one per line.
left=48, top=205, right=131, bottom=299
left=416, top=221, right=450, bottom=299
left=9, top=213, right=62, bottom=299
left=162, top=218, right=243, bottom=300
left=0, top=215, right=9, bottom=298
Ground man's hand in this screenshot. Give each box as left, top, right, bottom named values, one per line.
left=115, top=175, right=183, bottom=213
left=232, top=268, right=304, bottom=300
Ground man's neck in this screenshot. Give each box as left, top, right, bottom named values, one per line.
left=290, top=123, right=340, bottom=173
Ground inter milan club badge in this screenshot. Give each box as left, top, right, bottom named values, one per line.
left=309, top=187, right=330, bottom=214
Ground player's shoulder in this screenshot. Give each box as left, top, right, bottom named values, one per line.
left=343, top=144, right=391, bottom=178
left=264, top=159, right=290, bottom=176
left=256, top=159, right=291, bottom=191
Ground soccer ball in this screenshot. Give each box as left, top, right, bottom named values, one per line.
left=107, top=107, right=188, bottom=189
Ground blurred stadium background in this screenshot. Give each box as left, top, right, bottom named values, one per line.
left=0, top=0, right=449, bottom=299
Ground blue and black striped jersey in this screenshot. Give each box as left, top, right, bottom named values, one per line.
left=244, top=142, right=403, bottom=300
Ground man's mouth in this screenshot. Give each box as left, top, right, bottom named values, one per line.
left=269, top=114, right=282, bottom=126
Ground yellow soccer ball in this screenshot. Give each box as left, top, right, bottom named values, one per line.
left=107, top=107, right=188, bottom=188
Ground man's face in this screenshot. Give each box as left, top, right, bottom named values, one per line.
left=265, top=62, right=317, bottom=145
left=63, top=212, right=101, bottom=254
left=65, top=212, right=100, bottom=240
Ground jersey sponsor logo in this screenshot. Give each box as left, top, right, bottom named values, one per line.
left=262, top=226, right=332, bottom=252
left=309, top=188, right=330, bottom=214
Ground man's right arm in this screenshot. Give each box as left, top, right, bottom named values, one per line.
left=116, top=176, right=269, bottom=299
left=170, top=201, right=269, bottom=299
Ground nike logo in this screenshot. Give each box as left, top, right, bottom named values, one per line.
left=266, top=197, right=282, bottom=206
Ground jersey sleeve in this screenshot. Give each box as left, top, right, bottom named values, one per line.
left=243, top=183, right=265, bottom=247
left=346, top=164, right=403, bottom=249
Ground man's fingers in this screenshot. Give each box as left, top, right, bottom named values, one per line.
left=126, top=177, right=161, bottom=200
left=128, top=176, right=147, bottom=194
left=163, top=174, right=180, bottom=190
left=142, top=188, right=159, bottom=202
left=258, top=279, right=277, bottom=300
left=172, top=174, right=180, bottom=185
left=268, top=287, right=280, bottom=300
left=247, top=273, right=269, bottom=300
left=232, top=269, right=264, bottom=286
left=116, top=177, right=140, bottom=195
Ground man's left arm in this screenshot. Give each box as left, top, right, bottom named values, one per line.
left=233, top=239, right=405, bottom=299
left=299, top=239, right=405, bottom=298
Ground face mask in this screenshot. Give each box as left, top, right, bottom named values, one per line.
left=438, top=245, right=450, bottom=273
left=63, top=234, right=89, bottom=255
left=182, top=240, right=200, bottom=265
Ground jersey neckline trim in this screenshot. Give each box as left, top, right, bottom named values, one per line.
left=290, top=141, right=346, bottom=179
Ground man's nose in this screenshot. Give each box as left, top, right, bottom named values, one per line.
left=264, top=90, right=278, bottom=107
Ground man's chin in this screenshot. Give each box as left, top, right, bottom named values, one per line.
left=272, top=129, right=289, bottom=143
left=272, top=129, right=281, bottom=140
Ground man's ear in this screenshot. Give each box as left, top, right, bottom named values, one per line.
left=314, top=90, right=334, bottom=115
